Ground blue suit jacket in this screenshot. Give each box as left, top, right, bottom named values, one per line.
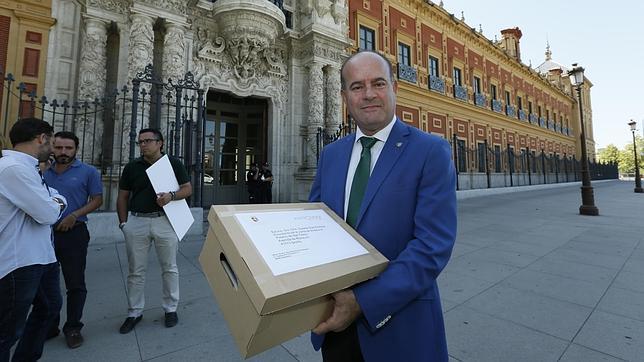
left=309, top=120, right=457, bottom=362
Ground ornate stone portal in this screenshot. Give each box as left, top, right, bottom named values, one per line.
left=45, top=0, right=349, bottom=203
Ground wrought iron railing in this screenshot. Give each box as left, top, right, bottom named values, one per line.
left=491, top=99, right=503, bottom=113
left=397, top=63, right=417, bottom=84
left=505, top=105, right=516, bottom=118
left=454, top=85, right=468, bottom=101
left=518, top=109, right=527, bottom=121
left=429, top=75, right=445, bottom=93
left=474, top=93, right=486, bottom=107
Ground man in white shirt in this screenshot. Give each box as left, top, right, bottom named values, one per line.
left=0, top=118, right=67, bottom=361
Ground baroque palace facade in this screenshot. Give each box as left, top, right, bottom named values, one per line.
left=348, top=0, right=595, bottom=179
left=1, top=0, right=597, bottom=205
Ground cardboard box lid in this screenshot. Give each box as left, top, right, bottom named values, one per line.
left=207, top=202, right=388, bottom=316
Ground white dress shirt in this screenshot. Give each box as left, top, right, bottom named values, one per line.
left=343, top=116, right=397, bottom=219
left=0, top=150, right=66, bottom=279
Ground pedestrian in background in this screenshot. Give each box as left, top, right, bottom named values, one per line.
left=44, top=131, right=103, bottom=349
left=0, top=118, right=66, bottom=361
left=259, top=161, right=273, bottom=203
left=246, top=162, right=260, bottom=203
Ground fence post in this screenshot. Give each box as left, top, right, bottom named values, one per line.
left=484, top=139, right=491, bottom=188
left=195, top=89, right=204, bottom=208
left=554, top=153, right=559, bottom=183
left=173, top=87, right=182, bottom=157
left=526, top=146, right=532, bottom=185
left=541, top=149, right=546, bottom=184
left=507, top=143, right=513, bottom=187
left=129, top=79, right=140, bottom=161
left=3, top=73, right=15, bottom=134
left=452, top=133, right=459, bottom=191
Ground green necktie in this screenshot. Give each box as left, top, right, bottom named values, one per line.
left=346, top=136, right=378, bottom=228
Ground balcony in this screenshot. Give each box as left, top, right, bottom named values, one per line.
left=491, top=99, right=503, bottom=113
left=555, top=124, right=561, bottom=133
left=505, top=105, right=516, bottom=118
left=453, top=85, right=468, bottom=101
left=212, top=0, right=286, bottom=43
left=518, top=109, right=527, bottom=121
left=529, top=113, right=538, bottom=124
left=474, top=93, right=486, bottom=107
left=539, top=117, right=546, bottom=127
left=428, top=75, right=445, bottom=93
left=397, top=63, right=417, bottom=84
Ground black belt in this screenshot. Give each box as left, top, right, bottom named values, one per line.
left=131, top=211, right=165, bottom=218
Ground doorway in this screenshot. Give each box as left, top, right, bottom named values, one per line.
left=202, top=91, right=268, bottom=206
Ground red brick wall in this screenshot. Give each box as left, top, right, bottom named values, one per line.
left=427, top=112, right=446, bottom=136
left=396, top=105, right=419, bottom=128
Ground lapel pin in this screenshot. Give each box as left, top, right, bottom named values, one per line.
left=396, top=142, right=403, bottom=148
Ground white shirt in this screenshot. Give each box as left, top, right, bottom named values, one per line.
left=0, top=150, right=66, bottom=279
left=344, top=117, right=397, bottom=219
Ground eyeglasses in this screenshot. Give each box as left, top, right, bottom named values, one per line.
left=136, top=139, right=160, bottom=145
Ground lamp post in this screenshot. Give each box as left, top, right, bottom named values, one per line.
left=628, top=120, right=643, bottom=193
left=569, top=64, right=599, bottom=215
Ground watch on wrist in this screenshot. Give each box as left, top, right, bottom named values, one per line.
left=170, top=191, right=176, bottom=201
left=119, top=222, right=126, bottom=229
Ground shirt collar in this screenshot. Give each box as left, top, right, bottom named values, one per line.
left=355, top=116, right=397, bottom=145
left=1, top=150, right=38, bottom=168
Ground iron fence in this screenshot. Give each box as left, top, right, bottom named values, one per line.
left=0, top=65, right=205, bottom=210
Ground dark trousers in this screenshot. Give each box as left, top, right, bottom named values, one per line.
left=52, top=223, right=90, bottom=333
left=0, top=262, right=61, bottom=362
left=321, top=322, right=364, bottom=362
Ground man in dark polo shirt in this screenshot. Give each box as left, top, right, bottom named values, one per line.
left=43, top=131, right=103, bottom=349
left=116, top=128, right=192, bottom=334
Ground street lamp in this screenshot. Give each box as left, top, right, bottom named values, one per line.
left=569, top=64, right=599, bottom=215
left=628, top=120, right=643, bottom=193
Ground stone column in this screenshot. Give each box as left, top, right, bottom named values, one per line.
left=303, top=62, right=324, bottom=169
left=324, top=65, right=342, bottom=136
left=161, top=22, right=186, bottom=140
left=77, top=16, right=108, bottom=164
left=123, top=12, right=155, bottom=160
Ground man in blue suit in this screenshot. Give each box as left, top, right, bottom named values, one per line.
left=309, top=51, right=457, bottom=361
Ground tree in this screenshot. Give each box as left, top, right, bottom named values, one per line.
left=618, top=135, right=644, bottom=175
left=597, top=144, right=620, bottom=164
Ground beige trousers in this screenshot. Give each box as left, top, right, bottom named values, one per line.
left=122, top=215, right=179, bottom=317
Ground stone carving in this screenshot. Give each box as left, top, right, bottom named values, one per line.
left=127, top=14, right=155, bottom=82
left=228, top=36, right=268, bottom=80
left=325, top=66, right=341, bottom=131
left=138, top=0, right=187, bottom=14
left=78, top=18, right=108, bottom=101
left=86, top=0, right=129, bottom=14
left=77, top=18, right=108, bottom=164
left=162, top=24, right=186, bottom=83
left=303, top=63, right=324, bottom=168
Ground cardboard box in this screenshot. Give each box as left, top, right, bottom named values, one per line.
left=198, top=202, right=388, bottom=359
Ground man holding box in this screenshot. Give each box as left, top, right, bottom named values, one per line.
left=116, top=128, right=192, bottom=334
left=309, top=51, right=457, bottom=361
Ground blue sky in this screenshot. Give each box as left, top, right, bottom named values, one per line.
left=439, top=0, right=644, bottom=150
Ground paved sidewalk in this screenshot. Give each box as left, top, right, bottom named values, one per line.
left=39, top=180, right=643, bottom=361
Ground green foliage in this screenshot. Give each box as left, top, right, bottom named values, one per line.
left=617, top=135, right=644, bottom=175
left=597, top=144, right=620, bottom=164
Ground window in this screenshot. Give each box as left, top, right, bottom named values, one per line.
left=520, top=149, right=527, bottom=172
left=528, top=101, right=533, bottom=114
left=517, top=96, right=522, bottom=110
left=359, top=26, right=375, bottom=51
left=546, top=109, right=550, bottom=120
left=538, top=106, right=542, bottom=117
left=505, top=90, right=511, bottom=106
left=398, top=43, right=410, bottom=66
left=490, top=84, right=497, bottom=100
left=453, top=67, right=462, bottom=86
left=473, top=76, right=481, bottom=94
left=477, top=143, right=486, bottom=172
left=457, top=139, right=467, bottom=172
left=429, top=56, right=439, bottom=77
